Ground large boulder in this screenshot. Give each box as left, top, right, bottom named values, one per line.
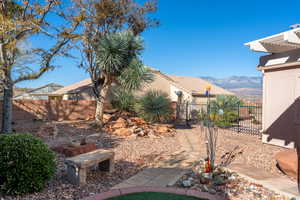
left=275, top=149, right=298, bottom=179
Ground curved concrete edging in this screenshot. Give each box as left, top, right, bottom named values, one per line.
left=84, top=186, right=228, bottom=200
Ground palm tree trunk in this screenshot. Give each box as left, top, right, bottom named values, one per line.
left=1, top=82, right=13, bottom=133
left=95, top=85, right=109, bottom=127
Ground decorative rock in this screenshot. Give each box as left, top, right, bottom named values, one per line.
left=275, top=149, right=298, bottom=179
left=113, top=128, right=133, bottom=137
left=213, top=175, right=226, bottom=186
left=202, top=173, right=212, bottom=179
left=200, top=176, right=210, bottom=184
left=133, top=128, right=143, bottom=133
left=63, top=143, right=97, bottom=157
left=156, top=125, right=170, bottom=133
left=208, top=188, right=217, bottom=195
left=137, top=130, right=146, bottom=137
left=148, top=130, right=159, bottom=138
left=130, top=117, right=146, bottom=125
left=202, top=185, right=209, bottom=192
left=182, top=180, right=193, bottom=187
left=103, top=114, right=112, bottom=123
left=112, top=121, right=127, bottom=129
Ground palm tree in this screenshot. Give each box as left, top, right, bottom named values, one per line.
left=93, top=31, right=153, bottom=126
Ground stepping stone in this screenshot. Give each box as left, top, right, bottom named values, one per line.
left=113, top=168, right=188, bottom=189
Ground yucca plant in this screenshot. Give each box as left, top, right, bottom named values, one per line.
left=93, top=31, right=153, bottom=126
left=135, top=90, right=173, bottom=123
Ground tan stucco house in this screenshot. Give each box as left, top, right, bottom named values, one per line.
left=245, top=27, right=300, bottom=148
left=51, top=68, right=233, bottom=103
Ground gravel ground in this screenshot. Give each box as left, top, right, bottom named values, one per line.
left=176, top=125, right=287, bottom=177
left=0, top=120, right=180, bottom=200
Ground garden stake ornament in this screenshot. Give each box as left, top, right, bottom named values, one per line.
left=204, top=84, right=218, bottom=172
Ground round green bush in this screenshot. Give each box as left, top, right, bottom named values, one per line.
left=0, top=134, right=56, bottom=195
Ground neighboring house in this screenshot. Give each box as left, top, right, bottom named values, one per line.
left=245, top=27, right=300, bottom=148
left=51, top=79, right=94, bottom=100
left=0, top=88, right=32, bottom=100
left=52, top=68, right=233, bottom=103
left=168, top=74, right=233, bottom=103
left=14, top=83, right=63, bottom=100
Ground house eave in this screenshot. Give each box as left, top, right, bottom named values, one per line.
left=245, top=27, right=300, bottom=53
left=257, top=61, right=300, bottom=71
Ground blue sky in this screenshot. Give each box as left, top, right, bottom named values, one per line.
left=18, top=0, right=300, bottom=88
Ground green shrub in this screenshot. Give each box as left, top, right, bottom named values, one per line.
left=135, top=90, right=173, bottom=122
left=214, top=111, right=239, bottom=128
left=111, top=88, right=136, bottom=112
left=0, top=134, right=56, bottom=195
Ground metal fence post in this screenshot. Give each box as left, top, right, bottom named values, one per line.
left=237, top=103, right=240, bottom=133
left=186, top=101, right=189, bottom=126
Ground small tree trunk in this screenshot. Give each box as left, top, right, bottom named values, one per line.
left=95, top=85, right=109, bottom=127
left=1, top=83, right=13, bottom=133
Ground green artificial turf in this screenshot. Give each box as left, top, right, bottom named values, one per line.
left=107, top=192, right=207, bottom=200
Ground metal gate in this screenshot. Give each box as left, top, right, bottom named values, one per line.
left=177, top=101, right=262, bottom=136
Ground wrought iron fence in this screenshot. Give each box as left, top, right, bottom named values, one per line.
left=177, top=101, right=262, bottom=136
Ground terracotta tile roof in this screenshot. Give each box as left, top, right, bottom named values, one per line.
left=167, top=75, right=233, bottom=96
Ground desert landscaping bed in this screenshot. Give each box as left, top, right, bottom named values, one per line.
left=0, top=119, right=180, bottom=200
left=0, top=120, right=292, bottom=200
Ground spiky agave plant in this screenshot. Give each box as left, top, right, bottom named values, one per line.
left=111, top=87, right=136, bottom=113
left=135, top=90, right=173, bottom=123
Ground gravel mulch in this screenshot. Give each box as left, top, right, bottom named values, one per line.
left=176, top=125, right=287, bottom=177
left=1, top=120, right=180, bottom=200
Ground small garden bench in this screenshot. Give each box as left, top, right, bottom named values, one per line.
left=65, top=149, right=115, bottom=186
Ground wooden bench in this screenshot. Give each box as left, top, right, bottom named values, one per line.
left=65, top=149, right=115, bottom=186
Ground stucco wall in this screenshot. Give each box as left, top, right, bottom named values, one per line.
left=0, top=100, right=97, bottom=121
left=262, top=67, right=300, bottom=148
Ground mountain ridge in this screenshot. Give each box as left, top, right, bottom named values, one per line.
left=200, top=76, right=262, bottom=99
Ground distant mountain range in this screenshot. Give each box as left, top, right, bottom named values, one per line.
left=201, top=76, right=263, bottom=99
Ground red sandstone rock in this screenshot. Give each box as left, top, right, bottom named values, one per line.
left=156, top=125, right=171, bottom=133
left=56, top=143, right=97, bottom=157
left=275, top=149, right=298, bottom=179
left=130, top=117, right=146, bottom=125
left=113, top=128, right=133, bottom=137
left=103, top=114, right=113, bottom=123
